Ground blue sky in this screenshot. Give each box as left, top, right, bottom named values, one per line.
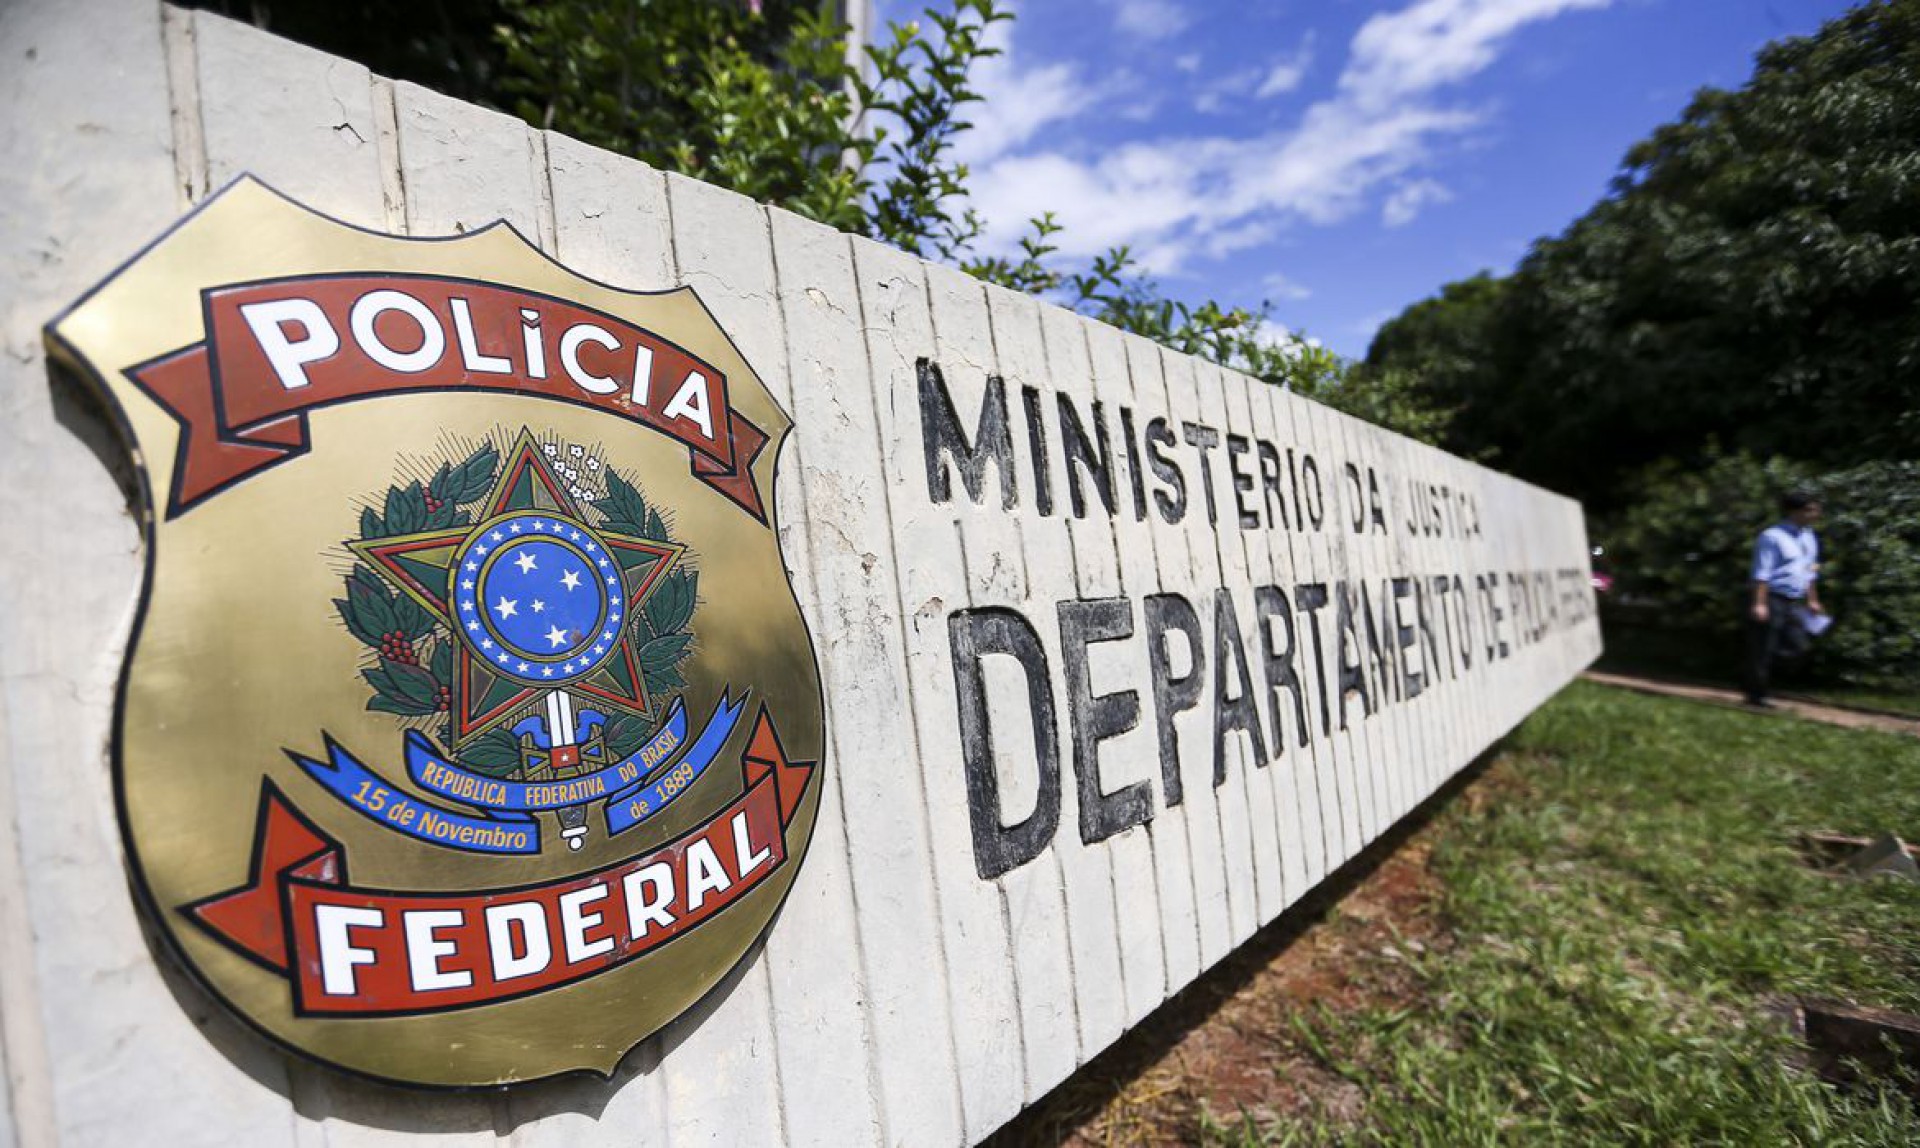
left=905, top=0, right=1861, bottom=357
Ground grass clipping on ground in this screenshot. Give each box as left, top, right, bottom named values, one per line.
left=1027, top=682, right=1920, bottom=1145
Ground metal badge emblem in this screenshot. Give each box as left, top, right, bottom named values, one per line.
left=45, top=178, right=825, bottom=1087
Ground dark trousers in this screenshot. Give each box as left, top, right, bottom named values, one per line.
left=1743, top=592, right=1805, bottom=701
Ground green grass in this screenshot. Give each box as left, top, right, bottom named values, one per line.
left=1204, top=681, right=1920, bottom=1146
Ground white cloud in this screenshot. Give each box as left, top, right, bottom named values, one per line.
left=1255, top=36, right=1316, bottom=99
left=1382, top=178, right=1453, bottom=226
left=950, top=16, right=1102, bottom=168
left=1340, top=0, right=1612, bottom=109
left=1194, top=71, right=1257, bottom=115
left=1173, top=52, right=1203, bottom=74
left=965, top=0, right=1611, bottom=271
left=1193, top=38, right=1311, bottom=114
left=1260, top=271, right=1313, bottom=301
left=1107, top=0, right=1190, bottom=40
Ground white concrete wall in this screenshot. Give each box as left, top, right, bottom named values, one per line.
left=0, top=4, right=1603, bottom=1145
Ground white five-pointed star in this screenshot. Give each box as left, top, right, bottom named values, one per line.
left=513, top=551, right=538, bottom=575
left=543, top=624, right=570, bottom=649
left=493, top=596, right=519, bottom=619
left=532, top=599, right=546, bottom=614
left=560, top=569, right=582, bottom=591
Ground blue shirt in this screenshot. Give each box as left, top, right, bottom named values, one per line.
left=1751, top=522, right=1819, bottom=598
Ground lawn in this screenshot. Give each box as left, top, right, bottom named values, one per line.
left=1202, top=681, right=1920, bottom=1145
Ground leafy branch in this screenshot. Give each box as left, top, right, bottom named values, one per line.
left=593, top=471, right=699, bottom=700
left=339, top=443, right=499, bottom=725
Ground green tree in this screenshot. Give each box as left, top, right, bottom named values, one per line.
left=1385, top=0, right=1920, bottom=508
left=1361, top=271, right=1506, bottom=458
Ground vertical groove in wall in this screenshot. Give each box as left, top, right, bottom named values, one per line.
left=531, top=131, right=557, bottom=255
left=1114, top=336, right=1190, bottom=1009
left=283, top=1065, right=325, bottom=1148
left=928, top=309, right=1017, bottom=1117
left=160, top=3, right=206, bottom=206
left=1077, top=315, right=1173, bottom=1021
left=656, top=172, right=695, bottom=1148
left=1149, top=342, right=1235, bottom=973
left=369, top=77, right=405, bottom=233
left=846, top=244, right=973, bottom=1142
left=945, top=453, right=1036, bottom=1129
left=1048, top=848, right=1091, bottom=1060
left=653, top=173, right=792, bottom=1148
left=749, top=203, right=797, bottom=1148
left=763, top=226, right=888, bottom=1142
left=978, top=294, right=1035, bottom=595
left=1020, top=305, right=1084, bottom=1051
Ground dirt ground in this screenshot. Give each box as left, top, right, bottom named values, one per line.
left=984, top=675, right=1916, bottom=1146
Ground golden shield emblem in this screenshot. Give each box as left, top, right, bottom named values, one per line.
left=46, top=178, right=825, bottom=1086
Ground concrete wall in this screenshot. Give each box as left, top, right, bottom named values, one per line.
left=0, top=3, right=1602, bottom=1144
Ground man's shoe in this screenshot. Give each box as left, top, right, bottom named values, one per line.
left=1744, top=696, right=1776, bottom=709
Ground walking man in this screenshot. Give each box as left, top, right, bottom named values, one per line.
left=1744, top=490, right=1825, bottom=707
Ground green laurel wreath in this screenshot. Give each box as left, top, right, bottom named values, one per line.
left=335, top=441, right=700, bottom=774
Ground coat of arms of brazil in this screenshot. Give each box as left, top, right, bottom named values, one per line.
left=45, top=178, right=825, bottom=1087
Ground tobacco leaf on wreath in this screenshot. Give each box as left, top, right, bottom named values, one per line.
left=340, top=442, right=503, bottom=729
left=594, top=471, right=668, bottom=540
left=594, top=472, right=697, bottom=698
left=364, top=658, right=440, bottom=716
left=431, top=443, right=500, bottom=506
left=356, top=443, right=499, bottom=539
left=600, top=712, right=654, bottom=761
left=457, top=728, right=525, bottom=777
left=645, top=569, right=697, bottom=636
left=337, top=566, right=434, bottom=645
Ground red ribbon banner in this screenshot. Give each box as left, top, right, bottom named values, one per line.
left=130, top=273, right=769, bottom=521
left=191, top=707, right=813, bottom=1016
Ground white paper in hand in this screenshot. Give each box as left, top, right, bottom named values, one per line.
left=1797, top=605, right=1833, bottom=637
